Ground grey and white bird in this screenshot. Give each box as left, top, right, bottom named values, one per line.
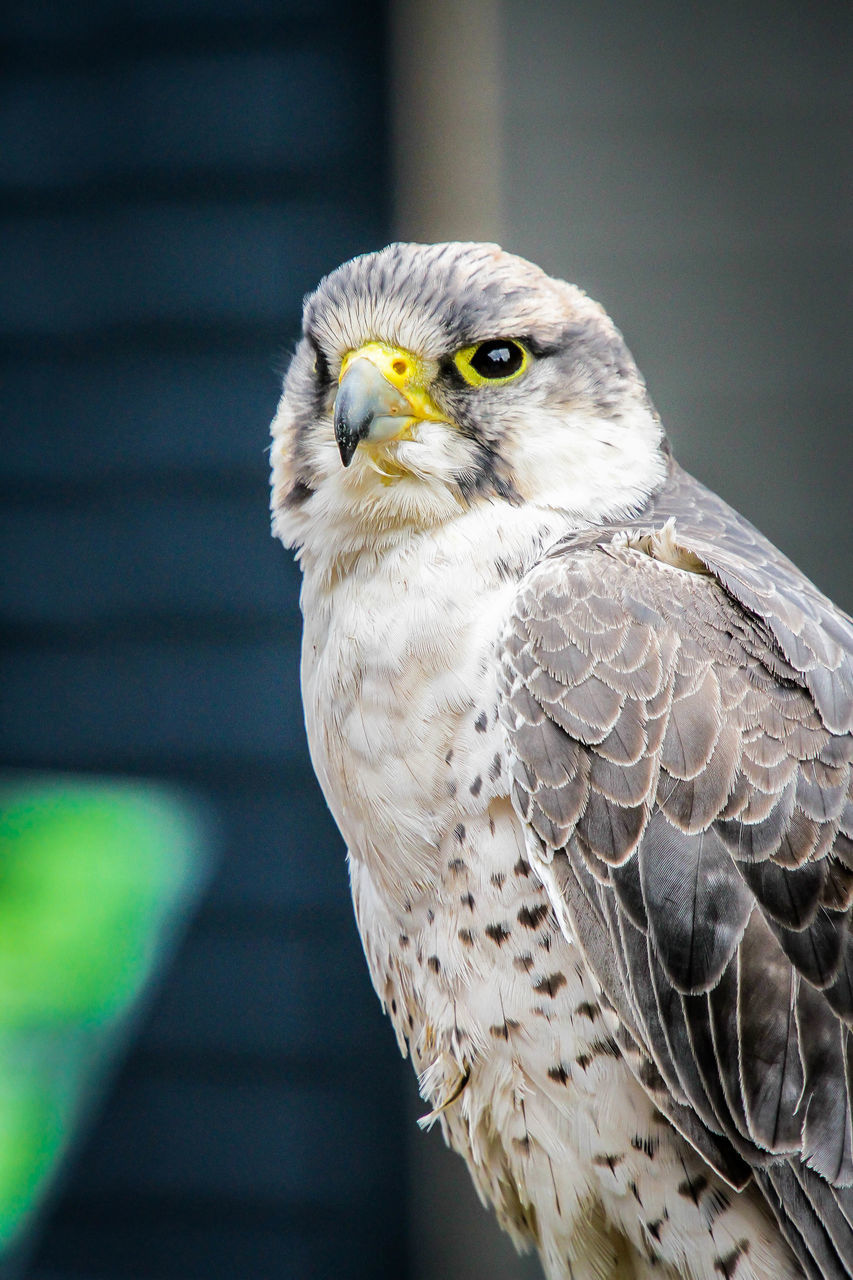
left=270, top=242, right=853, bottom=1280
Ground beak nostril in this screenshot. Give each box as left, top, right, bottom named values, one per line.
left=392, top=359, right=407, bottom=376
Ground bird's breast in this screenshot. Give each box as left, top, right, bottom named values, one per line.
left=300, top=540, right=518, bottom=909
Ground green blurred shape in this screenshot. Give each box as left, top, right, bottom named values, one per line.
left=0, top=776, right=209, bottom=1255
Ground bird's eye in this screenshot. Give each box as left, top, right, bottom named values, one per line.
left=453, top=339, right=529, bottom=387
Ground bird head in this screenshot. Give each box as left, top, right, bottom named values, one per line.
left=271, top=242, right=667, bottom=559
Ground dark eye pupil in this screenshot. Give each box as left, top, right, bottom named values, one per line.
left=470, top=339, right=524, bottom=379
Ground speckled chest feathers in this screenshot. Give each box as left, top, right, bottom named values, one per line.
left=296, top=507, right=791, bottom=1280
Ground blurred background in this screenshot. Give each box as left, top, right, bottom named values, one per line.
left=0, top=2, right=849, bottom=1278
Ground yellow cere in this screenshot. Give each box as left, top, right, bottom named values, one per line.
left=453, top=341, right=530, bottom=387
left=339, top=342, right=444, bottom=424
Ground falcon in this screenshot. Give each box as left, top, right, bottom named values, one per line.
left=270, top=242, right=853, bottom=1280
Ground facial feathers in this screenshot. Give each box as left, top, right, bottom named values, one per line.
left=270, top=241, right=668, bottom=560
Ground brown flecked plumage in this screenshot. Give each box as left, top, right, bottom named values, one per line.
left=271, top=241, right=852, bottom=1279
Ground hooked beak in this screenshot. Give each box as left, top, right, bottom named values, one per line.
left=333, top=342, right=444, bottom=467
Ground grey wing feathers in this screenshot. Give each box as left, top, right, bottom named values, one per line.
left=498, top=464, right=853, bottom=1279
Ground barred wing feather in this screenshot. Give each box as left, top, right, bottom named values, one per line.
left=498, top=466, right=853, bottom=1280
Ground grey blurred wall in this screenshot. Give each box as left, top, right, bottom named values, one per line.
left=502, top=0, right=852, bottom=610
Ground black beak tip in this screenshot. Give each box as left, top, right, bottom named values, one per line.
left=334, top=400, right=372, bottom=469
left=337, top=434, right=358, bottom=468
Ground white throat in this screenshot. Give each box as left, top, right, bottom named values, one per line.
left=272, top=400, right=666, bottom=589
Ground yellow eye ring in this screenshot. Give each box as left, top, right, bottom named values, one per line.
left=452, top=339, right=529, bottom=387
